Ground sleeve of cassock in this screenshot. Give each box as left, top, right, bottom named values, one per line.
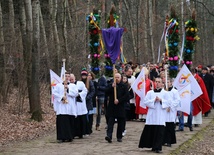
left=169, top=89, right=180, bottom=111
left=143, top=91, right=156, bottom=109
left=79, top=82, right=88, bottom=100
left=68, top=83, right=79, bottom=97
left=52, top=83, right=64, bottom=103
left=161, top=90, right=170, bottom=109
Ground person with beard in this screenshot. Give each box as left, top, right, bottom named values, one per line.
left=138, top=77, right=169, bottom=153
left=200, top=67, right=214, bottom=116
left=149, top=63, right=158, bottom=81
left=124, top=64, right=136, bottom=120
left=191, top=68, right=211, bottom=126
left=52, top=72, right=79, bottom=143
left=70, top=73, right=88, bottom=138
left=105, top=73, right=129, bottom=143
left=163, top=78, right=180, bottom=147
left=121, top=74, right=134, bottom=136
left=135, top=67, right=154, bottom=121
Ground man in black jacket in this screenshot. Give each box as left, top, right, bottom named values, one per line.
left=105, top=73, right=129, bottom=143
left=200, top=67, right=214, bottom=116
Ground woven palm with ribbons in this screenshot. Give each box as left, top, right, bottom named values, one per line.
left=86, top=9, right=101, bottom=76
left=182, top=10, right=199, bottom=69
left=167, top=7, right=180, bottom=78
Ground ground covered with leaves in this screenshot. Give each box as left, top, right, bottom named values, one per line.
left=0, top=89, right=56, bottom=147
left=177, top=120, right=214, bottom=155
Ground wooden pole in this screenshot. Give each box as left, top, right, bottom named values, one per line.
left=113, top=64, right=117, bottom=100
left=164, top=64, right=168, bottom=91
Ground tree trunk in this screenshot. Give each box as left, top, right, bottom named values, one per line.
left=136, top=0, right=142, bottom=63
left=148, top=0, right=154, bottom=63
left=66, top=0, right=74, bottom=29
left=52, top=0, right=60, bottom=74
left=142, top=0, right=148, bottom=63
left=62, top=0, right=68, bottom=57
left=39, top=4, right=50, bottom=68
left=123, top=0, right=137, bottom=62
left=23, top=0, right=33, bottom=112
left=0, top=1, right=5, bottom=106
left=31, top=0, right=42, bottom=122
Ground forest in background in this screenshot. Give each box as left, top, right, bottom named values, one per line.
left=0, top=0, right=213, bottom=121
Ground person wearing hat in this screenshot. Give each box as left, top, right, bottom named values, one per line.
left=200, top=67, right=214, bottom=116
left=197, top=65, right=203, bottom=75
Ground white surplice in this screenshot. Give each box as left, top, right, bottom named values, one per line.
left=52, top=83, right=79, bottom=116
left=165, top=87, right=181, bottom=123
left=143, top=89, right=170, bottom=126
left=75, top=81, right=88, bottom=116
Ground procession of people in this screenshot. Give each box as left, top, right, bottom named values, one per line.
left=51, top=61, right=214, bottom=153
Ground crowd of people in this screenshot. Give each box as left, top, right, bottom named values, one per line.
left=52, top=61, right=214, bottom=154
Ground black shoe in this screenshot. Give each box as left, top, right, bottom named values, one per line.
left=189, top=127, right=193, bottom=131
left=166, top=143, right=171, bottom=147
left=155, top=150, right=161, bottom=153
left=194, top=124, right=199, bottom=127
left=176, top=129, right=184, bottom=132
left=57, top=140, right=65, bottom=143
left=117, top=139, right=122, bottom=142
left=105, top=136, right=112, bottom=143
left=78, top=135, right=83, bottom=139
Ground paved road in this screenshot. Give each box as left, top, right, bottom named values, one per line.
left=0, top=113, right=213, bottom=155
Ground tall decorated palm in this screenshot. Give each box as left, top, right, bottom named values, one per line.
left=182, top=9, right=199, bottom=69
left=102, top=5, right=124, bottom=99
left=167, top=7, right=180, bottom=78
left=104, top=6, right=119, bottom=77
left=87, top=9, right=101, bottom=76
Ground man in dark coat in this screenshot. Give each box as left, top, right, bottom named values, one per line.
left=200, top=67, right=214, bottom=116
left=105, top=73, right=129, bottom=143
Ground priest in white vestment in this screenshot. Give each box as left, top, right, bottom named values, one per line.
left=70, top=73, right=88, bottom=138
left=53, top=72, right=79, bottom=143
left=138, top=77, right=169, bottom=153
left=163, top=78, right=180, bottom=147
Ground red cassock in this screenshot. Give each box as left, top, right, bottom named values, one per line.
left=135, top=79, right=154, bottom=115
left=192, top=74, right=211, bottom=116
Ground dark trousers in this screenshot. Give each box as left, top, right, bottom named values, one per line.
left=74, top=114, right=87, bottom=138
left=163, top=122, right=176, bottom=144
left=106, top=116, right=125, bottom=140
left=127, top=104, right=136, bottom=120
left=87, top=114, right=93, bottom=134
left=56, top=115, right=74, bottom=141
left=139, top=125, right=165, bottom=151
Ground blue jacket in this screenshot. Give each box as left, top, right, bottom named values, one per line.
left=96, top=76, right=107, bottom=98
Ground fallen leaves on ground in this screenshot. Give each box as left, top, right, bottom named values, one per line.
left=0, top=89, right=56, bottom=147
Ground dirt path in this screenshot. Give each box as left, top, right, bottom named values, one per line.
left=0, top=113, right=213, bottom=155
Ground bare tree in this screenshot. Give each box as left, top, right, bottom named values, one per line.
left=148, top=0, right=155, bottom=63
left=123, top=0, right=137, bottom=62
left=50, top=0, right=61, bottom=74
left=0, top=1, right=5, bottom=106
left=142, top=0, right=148, bottom=63
left=31, top=0, right=42, bottom=121
left=23, top=0, right=33, bottom=112
left=39, top=4, right=50, bottom=68
left=62, top=0, right=68, bottom=57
